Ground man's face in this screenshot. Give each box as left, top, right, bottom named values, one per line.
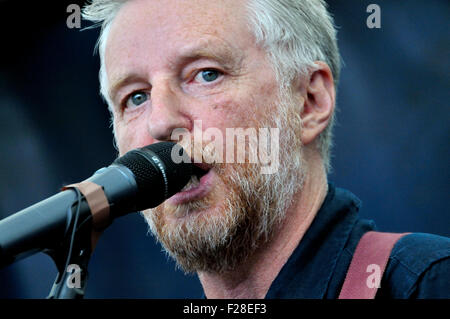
left=105, top=0, right=304, bottom=272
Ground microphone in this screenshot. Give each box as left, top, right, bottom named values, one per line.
left=0, top=142, right=194, bottom=267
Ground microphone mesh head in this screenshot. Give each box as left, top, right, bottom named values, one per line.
left=113, top=142, right=192, bottom=210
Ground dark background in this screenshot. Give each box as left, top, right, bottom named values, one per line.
left=0, top=0, right=448, bottom=298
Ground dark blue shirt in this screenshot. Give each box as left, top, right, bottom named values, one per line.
left=265, top=184, right=450, bottom=298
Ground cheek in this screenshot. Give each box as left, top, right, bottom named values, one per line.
left=196, top=96, right=269, bottom=163
left=204, top=96, right=257, bottom=129
left=113, top=121, right=135, bottom=155
left=113, top=109, right=153, bottom=155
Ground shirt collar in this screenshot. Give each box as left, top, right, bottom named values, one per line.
left=265, top=183, right=362, bottom=298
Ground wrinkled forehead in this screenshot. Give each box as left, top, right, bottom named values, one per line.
left=105, top=0, right=252, bottom=62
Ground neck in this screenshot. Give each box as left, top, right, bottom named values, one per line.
left=198, top=155, right=329, bottom=299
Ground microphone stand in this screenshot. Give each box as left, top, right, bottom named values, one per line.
left=46, top=190, right=95, bottom=299
left=47, top=247, right=91, bottom=299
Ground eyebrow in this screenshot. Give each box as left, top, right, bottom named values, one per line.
left=175, top=41, right=244, bottom=70
left=108, top=41, right=245, bottom=103
left=108, top=73, right=146, bottom=105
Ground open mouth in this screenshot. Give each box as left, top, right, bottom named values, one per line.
left=193, top=163, right=210, bottom=178
left=168, top=163, right=214, bottom=205
left=181, top=163, right=211, bottom=191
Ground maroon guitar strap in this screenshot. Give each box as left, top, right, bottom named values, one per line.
left=338, top=231, right=410, bottom=299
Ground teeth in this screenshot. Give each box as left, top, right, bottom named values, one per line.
left=181, top=174, right=200, bottom=191
left=191, top=174, right=200, bottom=184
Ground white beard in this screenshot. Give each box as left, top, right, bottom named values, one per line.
left=142, top=91, right=306, bottom=274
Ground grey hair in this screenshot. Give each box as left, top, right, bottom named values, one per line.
left=82, top=0, right=341, bottom=172
left=82, top=0, right=125, bottom=109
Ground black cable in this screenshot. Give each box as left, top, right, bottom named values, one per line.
left=75, top=214, right=93, bottom=233
left=55, top=187, right=82, bottom=297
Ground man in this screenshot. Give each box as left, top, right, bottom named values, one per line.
left=82, top=0, right=450, bottom=298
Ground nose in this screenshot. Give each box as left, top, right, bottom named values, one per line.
left=148, top=80, right=191, bottom=142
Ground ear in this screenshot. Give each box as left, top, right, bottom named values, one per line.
left=299, top=61, right=335, bottom=146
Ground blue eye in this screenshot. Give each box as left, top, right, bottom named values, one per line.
left=195, top=69, right=222, bottom=83
left=126, top=92, right=148, bottom=108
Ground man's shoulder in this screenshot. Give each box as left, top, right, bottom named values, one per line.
left=391, top=232, right=450, bottom=268
left=380, top=232, right=450, bottom=298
